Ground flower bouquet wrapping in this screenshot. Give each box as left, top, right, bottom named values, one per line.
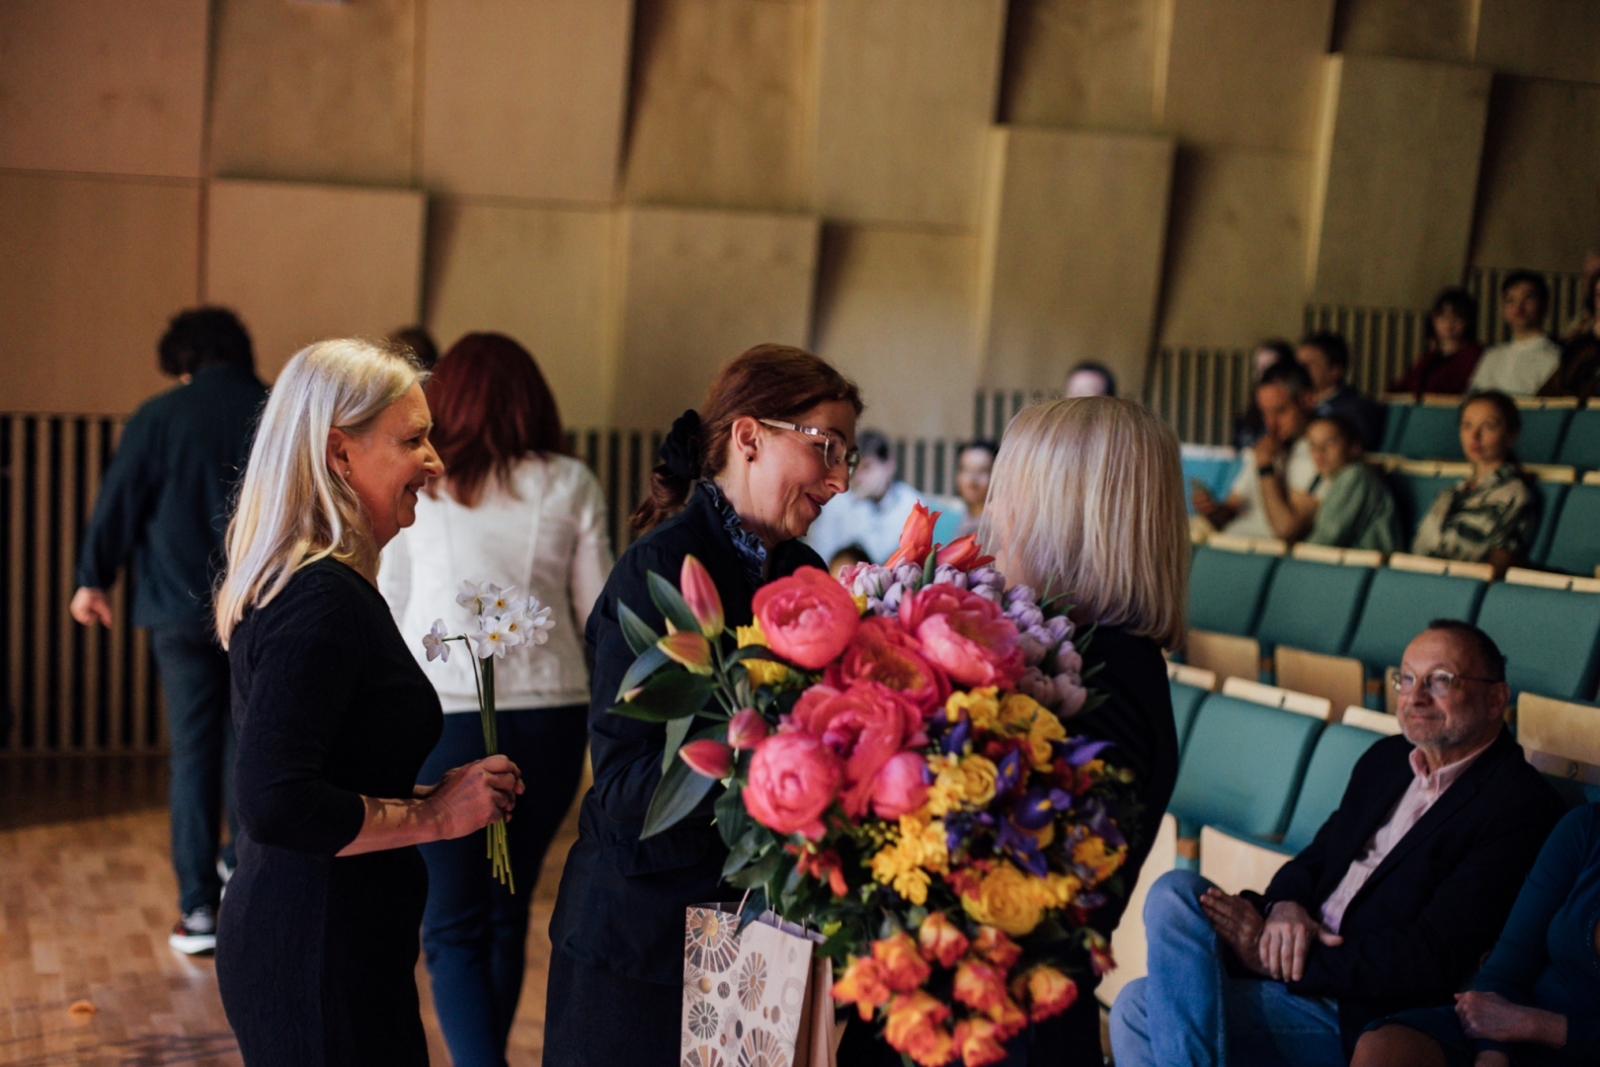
left=609, top=506, right=1137, bottom=1067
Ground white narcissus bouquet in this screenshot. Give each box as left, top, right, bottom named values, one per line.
left=420, top=581, right=555, bottom=890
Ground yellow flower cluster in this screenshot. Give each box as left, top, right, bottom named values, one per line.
left=923, top=753, right=998, bottom=817
left=942, top=690, right=1064, bottom=772
left=869, top=814, right=950, bottom=906
left=957, top=864, right=1088, bottom=937
left=1072, top=835, right=1128, bottom=885
left=945, top=687, right=1003, bottom=732
left=735, top=619, right=788, bottom=688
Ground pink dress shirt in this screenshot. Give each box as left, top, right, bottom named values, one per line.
left=1317, top=740, right=1494, bottom=934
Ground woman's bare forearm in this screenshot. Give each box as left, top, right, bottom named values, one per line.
left=335, top=796, right=442, bottom=856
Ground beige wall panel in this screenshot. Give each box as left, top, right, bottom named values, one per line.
left=0, top=173, right=197, bottom=414
left=1331, top=0, right=1477, bottom=61
left=208, top=0, right=416, bottom=186
left=999, top=0, right=1166, bottom=131
left=0, top=0, right=208, bottom=178
left=424, top=202, right=616, bottom=428
left=205, top=180, right=424, bottom=379
left=979, top=128, right=1175, bottom=396
left=1309, top=55, right=1491, bottom=307
left=624, top=0, right=816, bottom=212
left=1470, top=77, right=1600, bottom=272
left=815, top=0, right=1005, bottom=227
left=1158, top=148, right=1311, bottom=348
left=1477, top=0, right=1600, bottom=84
left=420, top=0, right=631, bottom=203
left=1162, top=0, right=1336, bottom=153
left=812, top=227, right=982, bottom=438
left=614, top=207, right=819, bottom=429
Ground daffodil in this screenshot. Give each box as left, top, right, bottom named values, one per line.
left=421, top=618, right=451, bottom=662
left=469, top=614, right=523, bottom=659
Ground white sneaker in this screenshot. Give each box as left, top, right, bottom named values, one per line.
left=169, top=905, right=218, bottom=955
left=216, top=858, right=235, bottom=886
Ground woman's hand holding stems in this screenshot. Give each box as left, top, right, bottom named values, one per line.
left=337, top=755, right=524, bottom=856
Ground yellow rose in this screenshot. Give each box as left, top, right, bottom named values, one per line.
left=945, top=688, right=1002, bottom=733
left=735, top=620, right=789, bottom=687
left=959, top=863, right=1047, bottom=937
left=924, top=753, right=997, bottom=816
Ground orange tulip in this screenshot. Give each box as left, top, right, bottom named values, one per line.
left=680, top=555, right=724, bottom=638
left=885, top=502, right=939, bottom=569
left=917, top=911, right=970, bottom=969
left=657, top=630, right=713, bottom=674
left=872, top=932, right=932, bottom=994
left=934, top=534, right=995, bottom=572
left=678, top=739, right=733, bottom=779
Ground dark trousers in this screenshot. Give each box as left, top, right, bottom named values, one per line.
left=151, top=625, right=237, bottom=914
left=418, top=705, right=588, bottom=1067
left=542, top=948, right=683, bottom=1067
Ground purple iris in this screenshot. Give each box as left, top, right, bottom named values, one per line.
left=996, top=817, right=1049, bottom=877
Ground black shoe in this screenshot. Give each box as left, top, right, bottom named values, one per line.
left=169, top=904, right=217, bottom=955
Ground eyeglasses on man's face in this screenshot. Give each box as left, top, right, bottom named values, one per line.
left=1392, top=669, right=1500, bottom=698
left=758, top=419, right=860, bottom=477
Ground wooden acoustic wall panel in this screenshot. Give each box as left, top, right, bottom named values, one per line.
left=0, top=0, right=208, bottom=178
left=420, top=0, right=632, bottom=203
left=1162, top=0, right=1336, bottom=153
left=424, top=202, right=616, bottom=428
left=1309, top=55, right=1491, bottom=308
left=814, top=0, right=1005, bottom=227
left=613, top=206, right=819, bottom=429
left=812, top=226, right=983, bottom=438
left=998, top=0, right=1167, bottom=132
left=1470, top=77, right=1600, bottom=273
left=624, top=0, right=816, bottom=213
left=1157, top=147, right=1311, bottom=348
left=1331, top=0, right=1477, bottom=62
left=205, top=180, right=425, bottom=379
left=0, top=173, right=197, bottom=414
left=208, top=0, right=416, bottom=186
left=979, top=128, right=1174, bottom=397
left=1477, top=0, right=1600, bottom=85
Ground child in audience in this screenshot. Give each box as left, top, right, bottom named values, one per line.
left=1391, top=288, right=1483, bottom=398
left=1304, top=415, right=1399, bottom=553
left=1469, top=272, right=1561, bottom=395
left=1411, top=392, right=1537, bottom=579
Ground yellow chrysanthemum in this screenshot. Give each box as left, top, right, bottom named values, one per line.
left=1073, top=836, right=1127, bottom=886
left=868, top=815, right=950, bottom=905
left=945, top=687, right=1002, bottom=732
left=735, top=620, right=788, bottom=687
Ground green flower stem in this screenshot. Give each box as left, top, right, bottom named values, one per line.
left=468, top=650, right=514, bottom=893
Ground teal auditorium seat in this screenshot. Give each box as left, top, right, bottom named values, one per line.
left=1345, top=569, right=1488, bottom=675
left=1475, top=583, right=1600, bottom=700
left=1379, top=404, right=1409, bottom=455
left=1529, top=480, right=1571, bottom=566
left=1395, top=405, right=1464, bottom=461
left=1278, top=723, right=1388, bottom=852
left=1187, top=546, right=1280, bottom=636
left=1555, top=409, right=1600, bottom=469
left=1540, top=484, right=1600, bottom=576
left=1169, top=679, right=1209, bottom=754
left=1168, top=694, right=1323, bottom=840
left=1252, top=558, right=1375, bottom=656
left=1388, top=471, right=1458, bottom=546
left=1518, top=408, right=1575, bottom=465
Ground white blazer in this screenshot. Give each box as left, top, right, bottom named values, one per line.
left=379, top=453, right=613, bottom=712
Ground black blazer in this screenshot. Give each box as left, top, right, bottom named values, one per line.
left=1245, top=727, right=1566, bottom=1055
left=547, top=487, right=825, bottom=985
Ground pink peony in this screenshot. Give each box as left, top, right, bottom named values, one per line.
left=752, top=567, right=860, bottom=670
left=898, top=586, right=1025, bottom=689
left=791, top=681, right=925, bottom=818
left=743, top=732, right=842, bottom=839
left=871, top=750, right=929, bottom=819
left=825, top=616, right=951, bottom=717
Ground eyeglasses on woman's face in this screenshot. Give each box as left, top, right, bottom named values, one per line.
left=758, top=419, right=860, bottom=477
left=1392, top=669, right=1500, bottom=698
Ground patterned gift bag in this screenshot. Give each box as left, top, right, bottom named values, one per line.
left=682, top=903, right=844, bottom=1067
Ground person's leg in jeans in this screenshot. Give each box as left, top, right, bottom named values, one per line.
left=150, top=626, right=234, bottom=915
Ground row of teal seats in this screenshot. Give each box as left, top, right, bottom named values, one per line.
left=1380, top=403, right=1600, bottom=467
left=1385, top=470, right=1600, bottom=575
left=1187, top=546, right=1600, bottom=702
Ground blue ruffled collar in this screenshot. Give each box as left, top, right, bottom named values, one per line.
left=700, top=481, right=767, bottom=585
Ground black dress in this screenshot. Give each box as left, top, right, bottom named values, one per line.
left=217, top=558, right=443, bottom=1067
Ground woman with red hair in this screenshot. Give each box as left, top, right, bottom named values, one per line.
left=379, top=332, right=612, bottom=1067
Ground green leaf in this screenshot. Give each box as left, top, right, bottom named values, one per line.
left=647, top=571, right=702, bottom=637
left=617, top=645, right=671, bottom=700
left=662, top=714, right=695, bottom=773
left=725, top=847, right=783, bottom=889
left=923, top=548, right=938, bottom=586
left=609, top=671, right=715, bottom=722
left=724, top=645, right=784, bottom=667
left=641, top=753, right=718, bottom=839
left=714, top=783, right=753, bottom=847
left=618, top=602, right=661, bottom=657
left=720, top=828, right=767, bottom=879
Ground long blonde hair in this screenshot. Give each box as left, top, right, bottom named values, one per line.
left=981, top=397, right=1189, bottom=649
left=215, top=339, right=421, bottom=646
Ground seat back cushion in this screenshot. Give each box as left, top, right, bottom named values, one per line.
left=1541, top=485, right=1600, bottom=576
left=1187, top=546, right=1280, bottom=635
left=1477, top=583, right=1600, bottom=700
left=1345, top=569, right=1488, bottom=673
left=1556, top=409, right=1600, bottom=470
left=1517, top=408, right=1574, bottom=466
left=1253, top=559, right=1375, bottom=656
left=1281, top=723, right=1387, bottom=852
left=1169, top=694, right=1323, bottom=839
left=1170, top=679, right=1209, bottom=754
left=1397, top=405, right=1464, bottom=461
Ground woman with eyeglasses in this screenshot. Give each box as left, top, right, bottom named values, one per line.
left=543, top=344, right=862, bottom=1067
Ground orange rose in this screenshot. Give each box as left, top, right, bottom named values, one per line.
left=970, top=925, right=1022, bottom=970
left=831, top=955, right=892, bottom=1021
left=952, top=1016, right=1008, bottom=1067
left=872, top=932, right=932, bottom=994
left=917, top=912, right=970, bottom=969
left=884, top=992, right=955, bottom=1067
left=952, top=957, right=1009, bottom=1014
left=1018, top=965, right=1078, bottom=1022
left=985, top=995, right=1028, bottom=1041
left=885, top=502, right=939, bottom=569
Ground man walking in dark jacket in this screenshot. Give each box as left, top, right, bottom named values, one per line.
left=1109, top=620, right=1566, bottom=1066
left=71, top=307, right=268, bottom=955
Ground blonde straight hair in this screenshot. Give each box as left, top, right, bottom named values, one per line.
left=215, top=339, right=421, bottom=646
left=981, top=397, right=1189, bottom=649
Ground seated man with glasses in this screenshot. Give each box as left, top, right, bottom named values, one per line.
left=1111, top=620, right=1566, bottom=1067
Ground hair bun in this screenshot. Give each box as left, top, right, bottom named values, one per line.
left=659, top=409, right=703, bottom=481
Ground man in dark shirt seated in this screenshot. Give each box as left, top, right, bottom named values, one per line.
left=1110, top=621, right=1566, bottom=1067
left=1299, top=330, right=1385, bottom=452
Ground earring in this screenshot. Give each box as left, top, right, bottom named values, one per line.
left=746, top=454, right=755, bottom=462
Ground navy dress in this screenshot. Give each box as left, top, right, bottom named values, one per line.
left=217, top=559, right=443, bottom=1067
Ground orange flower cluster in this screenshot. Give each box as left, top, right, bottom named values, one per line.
left=786, top=844, right=849, bottom=897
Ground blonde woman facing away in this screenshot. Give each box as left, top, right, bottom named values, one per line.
left=213, top=340, right=524, bottom=1067
left=980, top=397, right=1190, bottom=1064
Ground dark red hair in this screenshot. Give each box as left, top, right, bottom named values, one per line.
left=426, top=332, right=565, bottom=507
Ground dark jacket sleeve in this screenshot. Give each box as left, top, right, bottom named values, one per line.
left=75, top=405, right=160, bottom=590
left=1253, top=756, right=1373, bottom=916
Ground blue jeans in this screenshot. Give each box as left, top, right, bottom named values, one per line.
left=1109, top=870, right=1345, bottom=1067
left=418, top=706, right=588, bottom=1067
left=151, top=625, right=238, bottom=914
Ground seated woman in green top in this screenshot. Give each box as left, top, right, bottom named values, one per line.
left=1304, top=414, right=1400, bottom=552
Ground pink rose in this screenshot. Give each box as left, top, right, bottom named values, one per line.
left=871, top=751, right=929, bottom=819
left=825, top=616, right=951, bottom=717
left=743, top=732, right=843, bottom=839
left=791, top=681, right=925, bottom=818
left=753, top=567, right=861, bottom=670
left=898, top=585, right=1025, bottom=689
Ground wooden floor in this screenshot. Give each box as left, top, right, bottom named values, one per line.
left=0, top=755, right=579, bottom=1067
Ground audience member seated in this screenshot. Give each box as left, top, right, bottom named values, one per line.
left=1412, top=392, right=1536, bottom=580
left=1469, top=272, right=1562, bottom=396
left=1391, top=288, right=1484, bottom=399
left=1233, top=340, right=1297, bottom=450
left=1064, top=360, right=1117, bottom=397
left=1304, top=414, right=1399, bottom=553
left=1110, top=622, right=1566, bottom=1067
left=826, top=544, right=870, bottom=580
left=390, top=324, right=440, bottom=370
left=1299, top=331, right=1384, bottom=451
left=1194, top=361, right=1323, bottom=542
left=952, top=438, right=997, bottom=539
left=1353, top=802, right=1600, bottom=1067
left=805, top=430, right=920, bottom=563
left=1540, top=267, right=1600, bottom=402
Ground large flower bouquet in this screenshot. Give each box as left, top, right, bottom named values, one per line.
left=609, top=506, right=1135, bottom=1067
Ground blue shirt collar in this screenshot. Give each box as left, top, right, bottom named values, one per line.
left=700, top=481, right=767, bottom=585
